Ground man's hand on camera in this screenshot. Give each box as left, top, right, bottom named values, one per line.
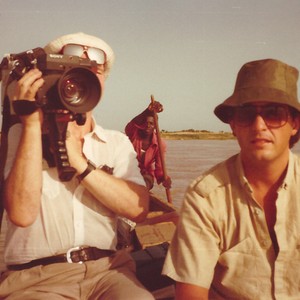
left=14, top=69, right=44, bottom=101
left=8, top=69, right=45, bottom=125
left=65, top=121, right=86, bottom=172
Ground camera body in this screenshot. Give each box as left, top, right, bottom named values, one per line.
left=4, top=47, right=101, bottom=114
left=0, top=48, right=102, bottom=181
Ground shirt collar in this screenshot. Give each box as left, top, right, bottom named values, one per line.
left=235, top=154, right=252, bottom=193
left=86, top=116, right=107, bottom=143
left=236, top=151, right=293, bottom=192
left=281, top=150, right=294, bottom=190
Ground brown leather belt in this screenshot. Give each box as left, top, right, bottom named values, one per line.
left=8, top=246, right=115, bottom=271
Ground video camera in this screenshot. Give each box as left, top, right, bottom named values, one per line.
left=1, top=47, right=101, bottom=115
left=0, top=47, right=102, bottom=181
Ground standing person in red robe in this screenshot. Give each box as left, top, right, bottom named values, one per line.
left=125, top=101, right=172, bottom=190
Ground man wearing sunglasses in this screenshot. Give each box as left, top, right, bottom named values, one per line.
left=163, top=58, right=300, bottom=299
left=0, top=32, right=154, bottom=300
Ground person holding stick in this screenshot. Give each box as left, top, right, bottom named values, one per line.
left=125, top=100, right=172, bottom=191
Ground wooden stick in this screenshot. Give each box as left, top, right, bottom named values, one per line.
left=150, top=95, right=172, bottom=203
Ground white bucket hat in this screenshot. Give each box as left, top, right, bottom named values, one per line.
left=43, top=32, right=115, bottom=79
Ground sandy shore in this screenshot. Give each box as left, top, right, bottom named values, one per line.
left=161, top=130, right=234, bottom=140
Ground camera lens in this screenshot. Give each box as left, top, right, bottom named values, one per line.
left=60, top=79, right=84, bottom=104
left=58, top=68, right=101, bottom=113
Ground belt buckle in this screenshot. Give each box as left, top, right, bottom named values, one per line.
left=66, top=246, right=83, bottom=264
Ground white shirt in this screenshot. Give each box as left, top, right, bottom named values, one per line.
left=4, top=120, right=144, bottom=265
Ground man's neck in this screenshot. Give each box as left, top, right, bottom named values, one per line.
left=242, top=150, right=289, bottom=185
left=242, top=152, right=289, bottom=207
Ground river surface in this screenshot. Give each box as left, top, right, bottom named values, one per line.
left=152, top=139, right=240, bottom=208
left=152, top=139, right=300, bottom=209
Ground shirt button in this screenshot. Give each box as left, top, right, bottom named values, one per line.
left=254, top=208, right=261, bottom=215
left=261, top=239, right=269, bottom=248
left=75, top=221, right=81, bottom=228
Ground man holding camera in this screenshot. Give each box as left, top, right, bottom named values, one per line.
left=0, top=32, right=154, bottom=300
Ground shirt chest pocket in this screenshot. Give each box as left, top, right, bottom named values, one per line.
left=216, top=237, right=271, bottom=298
left=282, top=244, right=300, bottom=294
left=42, top=169, right=67, bottom=198
left=219, top=237, right=262, bottom=275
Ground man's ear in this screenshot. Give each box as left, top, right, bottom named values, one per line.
left=291, top=114, right=300, bottom=136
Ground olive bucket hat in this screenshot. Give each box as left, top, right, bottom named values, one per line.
left=214, top=59, right=300, bottom=123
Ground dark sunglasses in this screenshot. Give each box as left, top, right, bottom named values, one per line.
left=62, top=44, right=106, bottom=65
left=233, top=104, right=290, bottom=128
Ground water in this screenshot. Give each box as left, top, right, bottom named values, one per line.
left=152, top=139, right=300, bottom=209
left=152, top=139, right=240, bottom=208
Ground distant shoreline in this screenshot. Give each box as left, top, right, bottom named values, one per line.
left=161, top=130, right=235, bottom=140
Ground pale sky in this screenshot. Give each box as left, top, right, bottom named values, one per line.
left=1, top=0, right=300, bottom=132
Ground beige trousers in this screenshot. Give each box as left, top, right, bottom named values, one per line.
left=0, top=250, right=154, bottom=300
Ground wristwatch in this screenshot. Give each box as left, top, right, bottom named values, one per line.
left=77, top=160, right=96, bottom=183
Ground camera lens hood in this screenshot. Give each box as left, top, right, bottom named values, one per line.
left=58, top=67, right=101, bottom=113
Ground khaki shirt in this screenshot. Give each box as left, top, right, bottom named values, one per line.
left=163, top=152, right=300, bottom=299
